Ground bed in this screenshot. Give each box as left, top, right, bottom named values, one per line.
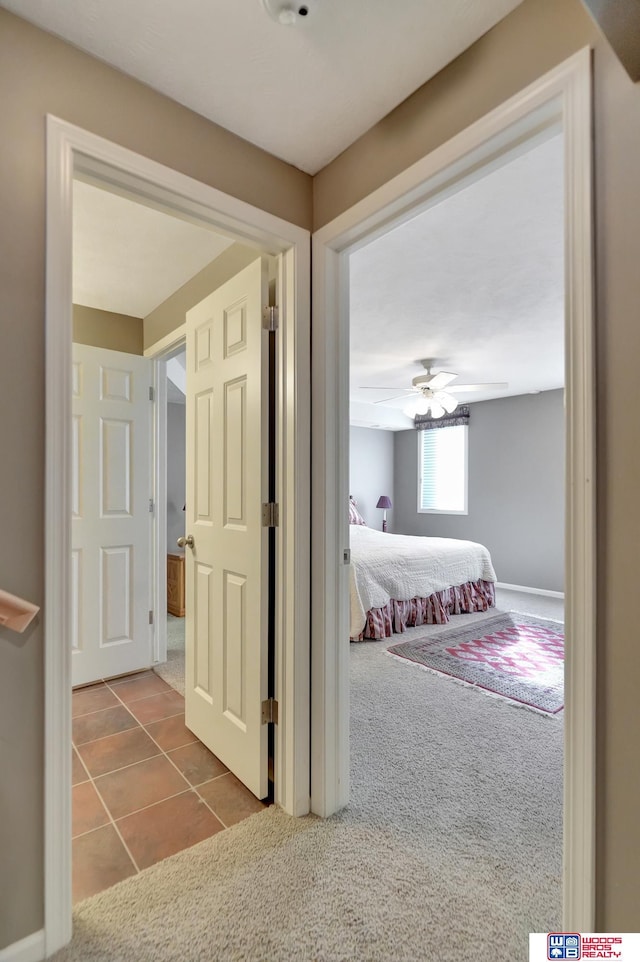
left=348, top=502, right=497, bottom=641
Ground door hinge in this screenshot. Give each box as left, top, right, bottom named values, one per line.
left=261, top=502, right=279, bottom=527
left=262, top=305, right=279, bottom=331
left=149, top=498, right=154, bottom=514
left=343, top=548, right=351, bottom=564
left=149, top=386, right=155, bottom=401
left=261, top=698, right=278, bottom=725
left=148, top=610, right=154, bottom=625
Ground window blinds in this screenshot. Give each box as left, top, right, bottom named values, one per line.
left=419, top=425, right=467, bottom=513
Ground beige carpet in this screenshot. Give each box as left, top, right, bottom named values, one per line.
left=153, top=614, right=185, bottom=695
left=55, top=593, right=562, bottom=962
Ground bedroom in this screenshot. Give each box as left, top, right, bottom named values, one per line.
left=346, top=129, right=565, bottom=931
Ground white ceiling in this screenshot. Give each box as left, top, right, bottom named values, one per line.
left=73, top=180, right=233, bottom=316
left=350, top=133, right=565, bottom=429
left=4, top=0, right=523, bottom=174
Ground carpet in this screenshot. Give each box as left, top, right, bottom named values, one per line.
left=387, top=611, right=564, bottom=715
left=53, top=595, right=562, bottom=962
left=153, top=614, right=185, bottom=695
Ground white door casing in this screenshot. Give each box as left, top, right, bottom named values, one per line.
left=71, top=344, right=153, bottom=687
left=311, top=49, right=594, bottom=929
left=46, top=117, right=310, bottom=959
left=184, top=257, right=269, bottom=799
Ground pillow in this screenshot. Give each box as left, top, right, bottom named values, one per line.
left=348, top=496, right=367, bottom=526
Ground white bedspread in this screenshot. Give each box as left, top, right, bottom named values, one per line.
left=349, top=525, right=497, bottom=637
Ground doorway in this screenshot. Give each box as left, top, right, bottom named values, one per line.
left=311, top=49, right=595, bottom=931
left=344, top=127, right=567, bottom=940
left=159, top=343, right=187, bottom=690
left=70, top=189, right=281, bottom=897
left=45, top=117, right=310, bottom=955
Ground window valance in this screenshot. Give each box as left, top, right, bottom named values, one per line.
left=414, top=405, right=470, bottom=431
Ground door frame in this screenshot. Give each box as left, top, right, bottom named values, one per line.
left=45, top=116, right=310, bottom=956
left=311, top=48, right=596, bottom=930
left=146, top=333, right=190, bottom=671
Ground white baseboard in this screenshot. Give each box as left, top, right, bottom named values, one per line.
left=496, top=581, right=564, bottom=600
left=0, top=931, right=45, bottom=962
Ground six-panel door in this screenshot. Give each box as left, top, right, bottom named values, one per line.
left=71, top=344, right=153, bottom=687
left=184, top=257, right=269, bottom=799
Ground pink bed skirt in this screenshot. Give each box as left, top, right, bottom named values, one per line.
left=351, top=579, right=496, bottom=641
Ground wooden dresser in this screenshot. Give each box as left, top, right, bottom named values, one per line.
left=167, top=552, right=185, bottom=617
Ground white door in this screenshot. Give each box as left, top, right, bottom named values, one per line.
left=184, top=257, right=269, bottom=799
left=72, top=344, right=153, bottom=687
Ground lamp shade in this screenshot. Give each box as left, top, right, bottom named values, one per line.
left=376, top=495, right=392, bottom=509
left=403, top=393, right=458, bottom=419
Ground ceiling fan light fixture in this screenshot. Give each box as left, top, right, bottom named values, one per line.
left=403, top=395, right=449, bottom=419
left=436, top=392, right=459, bottom=414
left=364, top=364, right=508, bottom=418
left=403, top=396, right=429, bottom=418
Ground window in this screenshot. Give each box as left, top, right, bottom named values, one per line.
left=418, top=425, right=468, bottom=514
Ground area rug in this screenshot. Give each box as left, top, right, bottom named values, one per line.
left=386, top=611, right=564, bottom=715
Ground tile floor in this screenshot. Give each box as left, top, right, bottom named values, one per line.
left=72, top=670, right=266, bottom=903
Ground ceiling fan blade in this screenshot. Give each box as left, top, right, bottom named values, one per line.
left=358, top=386, right=415, bottom=392
left=434, top=391, right=459, bottom=413
left=373, top=392, right=418, bottom=404
left=449, top=382, right=508, bottom=392
left=426, top=371, right=457, bottom=391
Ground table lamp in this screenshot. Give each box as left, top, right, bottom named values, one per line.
left=376, top=495, right=392, bottom=532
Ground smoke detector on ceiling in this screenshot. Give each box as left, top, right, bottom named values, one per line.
left=262, top=0, right=315, bottom=26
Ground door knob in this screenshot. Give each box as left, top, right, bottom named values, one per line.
left=177, top=535, right=194, bottom=549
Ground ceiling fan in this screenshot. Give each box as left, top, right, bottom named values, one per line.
left=359, top=359, right=508, bottom=419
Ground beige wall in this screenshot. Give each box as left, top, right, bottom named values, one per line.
left=2, top=0, right=639, bottom=949
left=314, top=0, right=595, bottom=227
left=0, top=8, right=311, bottom=950
left=316, top=0, right=640, bottom=929
left=73, top=305, right=143, bottom=355
left=144, top=243, right=260, bottom=350
left=74, top=244, right=260, bottom=356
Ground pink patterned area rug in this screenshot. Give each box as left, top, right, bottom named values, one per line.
left=386, top=612, right=564, bottom=715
